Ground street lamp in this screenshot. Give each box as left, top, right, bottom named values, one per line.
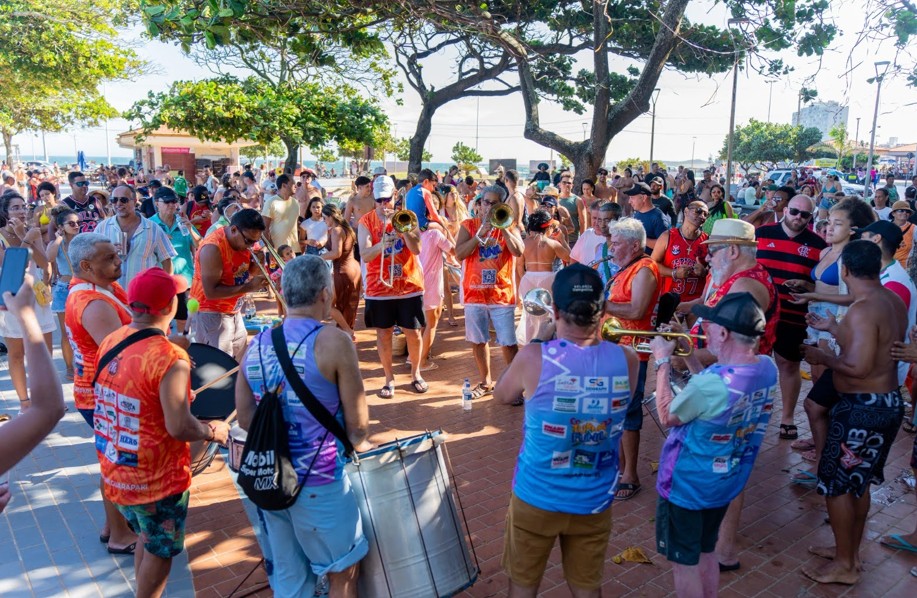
left=724, top=18, right=750, bottom=197
left=691, top=136, right=696, bottom=170
left=852, top=117, right=861, bottom=172
left=582, top=122, right=588, bottom=142
left=648, top=88, right=661, bottom=166
left=864, top=60, right=891, bottom=196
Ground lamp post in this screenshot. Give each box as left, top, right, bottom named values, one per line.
left=648, top=88, right=661, bottom=166
left=852, top=117, right=860, bottom=172
left=724, top=18, right=749, bottom=197
left=582, top=121, right=588, bottom=142
left=864, top=60, right=891, bottom=197
left=691, top=136, right=696, bottom=170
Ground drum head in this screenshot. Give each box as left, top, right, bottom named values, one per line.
left=188, top=343, right=238, bottom=419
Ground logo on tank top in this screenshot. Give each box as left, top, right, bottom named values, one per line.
left=584, top=377, right=608, bottom=392
left=613, top=376, right=629, bottom=392
left=107, top=358, right=120, bottom=376
left=542, top=422, right=567, bottom=438
left=554, top=376, right=581, bottom=392
left=671, top=244, right=681, bottom=256
left=583, top=398, right=608, bottom=415
left=570, top=418, right=612, bottom=446
left=551, top=450, right=571, bottom=469
left=553, top=396, right=578, bottom=413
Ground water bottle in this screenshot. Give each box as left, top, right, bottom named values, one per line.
left=177, top=217, right=190, bottom=237
left=462, top=378, right=472, bottom=411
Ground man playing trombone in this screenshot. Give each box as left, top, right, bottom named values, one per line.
left=357, top=176, right=426, bottom=397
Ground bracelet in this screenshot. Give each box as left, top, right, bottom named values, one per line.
left=654, top=357, right=671, bottom=371
left=205, top=422, right=215, bottom=441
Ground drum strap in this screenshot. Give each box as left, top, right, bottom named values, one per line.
left=271, top=325, right=355, bottom=456
left=92, top=328, right=166, bottom=386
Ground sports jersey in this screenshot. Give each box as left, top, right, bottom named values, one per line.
left=360, top=209, right=424, bottom=298
left=755, top=223, right=826, bottom=328
left=880, top=260, right=917, bottom=385
left=694, top=263, right=778, bottom=355
left=62, top=195, right=103, bottom=233
left=607, top=257, right=660, bottom=361
left=190, top=226, right=252, bottom=313
left=460, top=218, right=515, bottom=305
left=659, top=227, right=709, bottom=302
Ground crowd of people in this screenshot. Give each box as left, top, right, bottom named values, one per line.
left=0, top=156, right=916, bottom=597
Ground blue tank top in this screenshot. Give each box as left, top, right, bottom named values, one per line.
left=56, top=240, right=73, bottom=277
left=513, top=339, right=630, bottom=515
left=656, top=356, right=778, bottom=510
left=242, top=318, right=345, bottom=486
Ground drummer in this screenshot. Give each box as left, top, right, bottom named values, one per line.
left=189, top=208, right=268, bottom=360
left=236, top=255, right=373, bottom=597
left=64, top=232, right=136, bottom=555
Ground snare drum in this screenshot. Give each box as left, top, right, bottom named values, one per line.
left=188, top=343, right=238, bottom=420
left=227, top=425, right=247, bottom=473
left=345, top=431, right=478, bottom=598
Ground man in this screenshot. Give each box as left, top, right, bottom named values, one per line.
left=906, top=174, right=917, bottom=206
left=138, top=179, right=162, bottom=219
left=495, top=264, right=638, bottom=597
left=63, top=171, right=103, bottom=232
left=570, top=200, right=611, bottom=266
left=202, top=167, right=219, bottom=196
left=65, top=233, right=136, bottom=554
left=173, top=170, right=188, bottom=201
left=150, top=188, right=196, bottom=332
left=604, top=218, right=660, bottom=500
left=651, top=200, right=710, bottom=304
left=696, top=169, right=715, bottom=203
left=342, top=175, right=374, bottom=229
left=261, top=174, right=300, bottom=255
left=94, top=185, right=176, bottom=289
left=185, top=185, right=213, bottom=238
left=358, top=175, right=427, bottom=397
left=295, top=168, right=323, bottom=202
left=624, top=181, right=668, bottom=253
left=94, top=268, right=230, bottom=598
left=236, top=256, right=372, bottom=597
left=647, top=174, right=676, bottom=224
left=800, top=241, right=906, bottom=586
left=405, top=168, right=444, bottom=231
left=591, top=202, right=623, bottom=287
left=651, top=293, right=777, bottom=597
left=530, top=162, right=551, bottom=186
left=755, top=195, right=826, bottom=441
left=593, top=168, right=614, bottom=201
left=189, top=209, right=268, bottom=359
left=455, top=185, right=525, bottom=400
left=883, top=172, right=900, bottom=202
left=557, top=174, right=587, bottom=245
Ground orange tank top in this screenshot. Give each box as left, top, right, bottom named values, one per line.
left=65, top=280, right=131, bottom=410
left=360, top=209, right=424, bottom=298
left=190, top=226, right=252, bottom=313
left=94, top=326, right=192, bottom=505
left=896, top=223, right=913, bottom=270
left=460, top=218, right=516, bottom=305
left=608, top=257, right=661, bottom=361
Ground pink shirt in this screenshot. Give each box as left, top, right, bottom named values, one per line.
left=419, top=228, right=452, bottom=309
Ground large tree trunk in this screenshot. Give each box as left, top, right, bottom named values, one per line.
left=408, top=101, right=435, bottom=175
left=2, top=130, right=13, bottom=165
left=281, top=136, right=299, bottom=174
left=571, top=144, right=604, bottom=186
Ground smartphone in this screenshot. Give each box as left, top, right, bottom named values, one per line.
left=0, top=247, right=30, bottom=307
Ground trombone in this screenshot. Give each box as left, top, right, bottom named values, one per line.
left=476, top=203, right=515, bottom=243
left=249, top=247, right=287, bottom=312
left=601, top=317, right=705, bottom=356
left=261, top=236, right=287, bottom=271
left=379, top=209, right=418, bottom=287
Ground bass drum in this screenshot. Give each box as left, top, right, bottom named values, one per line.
left=188, top=342, right=238, bottom=420
left=346, top=431, right=478, bottom=598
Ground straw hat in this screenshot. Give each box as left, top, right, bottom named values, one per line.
left=892, top=200, right=913, bottom=213
left=539, top=185, right=560, bottom=198
left=702, top=219, right=757, bottom=246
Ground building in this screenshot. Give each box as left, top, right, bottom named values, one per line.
left=791, top=101, right=849, bottom=141
left=116, top=127, right=256, bottom=176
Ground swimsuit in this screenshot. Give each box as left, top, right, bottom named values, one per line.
left=812, top=259, right=840, bottom=286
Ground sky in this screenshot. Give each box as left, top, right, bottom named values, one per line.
left=12, top=1, right=917, bottom=167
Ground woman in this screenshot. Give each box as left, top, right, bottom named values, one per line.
left=416, top=192, right=456, bottom=368
left=46, top=207, right=79, bottom=379
left=439, top=185, right=469, bottom=326
left=580, top=179, right=598, bottom=206
left=32, top=181, right=59, bottom=243
left=673, top=169, right=696, bottom=221
left=516, top=210, right=570, bottom=345
left=651, top=200, right=709, bottom=304
left=300, top=197, right=327, bottom=256
left=0, top=192, right=56, bottom=413
left=206, top=194, right=242, bottom=237
left=891, top=200, right=916, bottom=270
left=701, top=183, right=735, bottom=234
left=320, top=204, right=360, bottom=338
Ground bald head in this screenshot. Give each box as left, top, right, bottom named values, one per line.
left=783, top=194, right=815, bottom=234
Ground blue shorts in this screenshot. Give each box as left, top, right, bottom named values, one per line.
left=807, top=301, right=840, bottom=344
left=259, top=476, right=368, bottom=596
left=624, top=360, right=648, bottom=431
left=51, top=280, right=69, bottom=313
left=464, top=304, right=517, bottom=346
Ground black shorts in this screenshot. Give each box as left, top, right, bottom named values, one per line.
left=364, top=295, right=426, bottom=330
left=655, top=498, right=729, bottom=566
left=772, top=321, right=807, bottom=362
left=174, top=290, right=189, bottom=321
left=807, top=370, right=840, bottom=409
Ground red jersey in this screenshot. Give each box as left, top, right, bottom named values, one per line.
left=460, top=218, right=515, bottom=305
left=360, top=209, right=424, bottom=298
left=608, top=257, right=660, bottom=362
left=190, top=226, right=252, bottom=313
left=94, top=326, right=192, bottom=505
left=659, top=227, right=709, bottom=302
left=186, top=201, right=211, bottom=237
left=693, top=263, right=778, bottom=354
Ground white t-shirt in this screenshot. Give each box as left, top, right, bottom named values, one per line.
left=569, top=229, right=606, bottom=266
left=743, top=186, right=758, bottom=206
left=261, top=194, right=300, bottom=250
left=874, top=206, right=893, bottom=221
left=880, top=260, right=917, bottom=385
left=300, top=217, right=328, bottom=246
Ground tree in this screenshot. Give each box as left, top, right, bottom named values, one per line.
left=125, top=77, right=388, bottom=171
left=793, top=127, right=824, bottom=164
left=451, top=142, right=481, bottom=174
left=719, top=120, right=823, bottom=172
left=392, top=137, right=430, bottom=162
left=239, top=139, right=287, bottom=162
left=616, top=158, right=667, bottom=173
left=0, top=0, right=142, bottom=160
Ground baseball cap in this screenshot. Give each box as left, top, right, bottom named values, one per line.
left=372, top=166, right=388, bottom=177
left=262, top=181, right=277, bottom=193
left=541, top=197, right=558, bottom=207
left=127, top=267, right=186, bottom=314
left=191, top=185, right=210, bottom=202
left=154, top=187, right=178, bottom=203
left=857, top=220, right=904, bottom=248
left=373, top=175, right=395, bottom=200
left=552, top=263, right=604, bottom=312
left=623, top=182, right=653, bottom=196
left=149, top=179, right=163, bottom=189
left=691, top=292, right=765, bottom=337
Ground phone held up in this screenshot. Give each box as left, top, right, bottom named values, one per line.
left=0, top=247, right=30, bottom=308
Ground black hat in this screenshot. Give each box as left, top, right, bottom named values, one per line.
left=191, top=185, right=210, bottom=202
left=623, top=182, right=653, bottom=196
left=154, top=187, right=178, bottom=203
left=552, top=264, right=604, bottom=312
left=538, top=162, right=549, bottom=171
left=691, top=292, right=765, bottom=337
left=856, top=220, right=903, bottom=248
left=149, top=179, right=163, bottom=189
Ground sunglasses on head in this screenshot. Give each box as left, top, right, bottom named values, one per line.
left=787, top=207, right=813, bottom=219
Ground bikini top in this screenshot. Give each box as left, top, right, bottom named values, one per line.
left=812, top=258, right=840, bottom=286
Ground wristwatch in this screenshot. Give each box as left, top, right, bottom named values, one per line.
left=654, top=357, right=671, bottom=371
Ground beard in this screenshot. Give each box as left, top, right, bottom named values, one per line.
left=711, top=264, right=728, bottom=287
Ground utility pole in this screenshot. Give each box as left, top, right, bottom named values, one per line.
left=864, top=61, right=891, bottom=197
left=724, top=18, right=749, bottom=195
left=691, top=137, right=696, bottom=170
left=852, top=117, right=861, bottom=171
left=648, top=88, right=661, bottom=167
left=767, top=82, right=774, bottom=122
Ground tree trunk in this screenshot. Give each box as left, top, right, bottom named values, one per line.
left=571, top=144, right=603, bottom=186
left=2, top=130, right=13, bottom=165
left=408, top=101, right=435, bottom=175
left=281, top=136, right=299, bottom=174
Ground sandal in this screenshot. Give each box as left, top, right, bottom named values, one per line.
left=779, top=424, right=798, bottom=440
left=379, top=383, right=395, bottom=399
left=903, top=420, right=916, bottom=434
left=800, top=449, right=817, bottom=462
left=791, top=470, right=818, bottom=487
left=470, top=383, right=494, bottom=400
left=614, top=482, right=642, bottom=501
left=791, top=438, right=816, bottom=451
left=410, top=379, right=429, bottom=394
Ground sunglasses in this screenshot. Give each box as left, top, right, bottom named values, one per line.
left=112, top=196, right=133, bottom=204
left=239, top=230, right=258, bottom=246
left=375, top=197, right=393, bottom=203
left=74, top=181, right=90, bottom=188
left=708, top=245, right=730, bottom=256
left=894, top=209, right=910, bottom=213
left=787, top=207, right=813, bottom=219
left=689, top=207, right=709, bottom=217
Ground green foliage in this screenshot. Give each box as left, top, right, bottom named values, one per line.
left=719, top=119, right=824, bottom=171
left=391, top=137, right=429, bottom=162
left=615, top=157, right=667, bottom=173
left=451, top=142, right=482, bottom=173
left=239, top=139, right=286, bottom=160
left=826, top=123, right=849, bottom=162
left=313, top=147, right=339, bottom=163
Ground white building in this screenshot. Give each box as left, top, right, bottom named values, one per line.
left=791, top=101, right=849, bottom=141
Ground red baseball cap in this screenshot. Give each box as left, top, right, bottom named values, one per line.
left=127, top=268, right=185, bottom=314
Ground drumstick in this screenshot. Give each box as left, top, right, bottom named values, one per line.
left=192, top=365, right=240, bottom=395
left=222, top=409, right=236, bottom=424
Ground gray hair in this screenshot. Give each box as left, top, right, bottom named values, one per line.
left=738, top=245, right=757, bottom=259
left=608, top=217, right=646, bottom=248
left=729, top=331, right=759, bottom=347
left=282, top=255, right=332, bottom=308
left=69, top=233, right=113, bottom=267
left=481, top=185, right=507, bottom=202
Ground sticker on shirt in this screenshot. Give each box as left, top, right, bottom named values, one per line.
left=582, top=398, right=608, bottom=415
left=709, top=433, right=733, bottom=443
left=571, top=418, right=612, bottom=446
left=612, top=376, right=629, bottom=392
left=117, top=394, right=140, bottom=415
left=551, top=450, right=571, bottom=469
left=610, top=397, right=628, bottom=412
left=542, top=422, right=567, bottom=438
left=596, top=450, right=617, bottom=469
left=553, top=396, right=578, bottom=413
left=712, top=457, right=730, bottom=474
left=117, top=431, right=139, bottom=451
left=573, top=449, right=597, bottom=470
left=392, top=264, right=403, bottom=278
left=584, top=377, right=609, bottom=393
left=246, top=365, right=262, bottom=380
left=554, top=376, right=581, bottom=392
left=481, top=268, right=497, bottom=285
left=118, top=413, right=141, bottom=433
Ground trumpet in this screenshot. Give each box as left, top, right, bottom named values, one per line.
left=249, top=248, right=287, bottom=312
left=600, top=317, right=705, bottom=356
left=379, top=209, right=418, bottom=288
left=476, top=203, right=515, bottom=243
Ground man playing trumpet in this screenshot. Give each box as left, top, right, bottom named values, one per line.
left=358, top=176, right=426, bottom=397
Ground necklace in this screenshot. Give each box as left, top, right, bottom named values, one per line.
left=680, top=226, right=703, bottom=256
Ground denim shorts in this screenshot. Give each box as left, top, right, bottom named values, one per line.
left=51, top=280, right=70, bottom=313
left=464, top=304, right=517, bottom=346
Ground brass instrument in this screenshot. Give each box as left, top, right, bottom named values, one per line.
left=600, top=317, right=705, bottom=356
left=476, top=203, right=515, bottom=244
left=249, top=247, right=287, bottom=311
left=379, top=209, right=418, bottom=287
left=261, top=236, right=287, bottom=271
left=522, top=288, right=553, bottom=317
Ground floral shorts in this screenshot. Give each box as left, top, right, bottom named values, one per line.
left=116, top=490, right=190, bottom=558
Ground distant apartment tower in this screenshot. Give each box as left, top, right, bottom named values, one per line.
left=791, top=100, right=849, bottom=141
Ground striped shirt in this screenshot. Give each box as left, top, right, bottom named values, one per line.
left=94, top=215, right=177, bottom=289
left=755, top=223, right=826, bottom=327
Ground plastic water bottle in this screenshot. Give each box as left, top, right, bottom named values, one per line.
left=177, top=217, right=190, bottom=237
left=462, top=378, right=472, bottom=411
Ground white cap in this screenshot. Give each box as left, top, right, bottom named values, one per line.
left=373, top=176, right=395, bottom=199
left=372, top=166, right=387, bottom=177
left=262, top=181, right=277, bottom=193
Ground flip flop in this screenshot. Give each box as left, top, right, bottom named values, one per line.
left=107, top=542, right=136, bottom=555
left=614, top=483, right=642, bottom=501
left=99, top=534, right=110, bottom=544
left=800, top=449, right=817, bottom=462
left=879, top=534, right=917, bottom=553
left=791, top=438, right=816, bottom=451
left=410, top=379, right=429, bottom=394
left=779, top=424, right=798, bottom=440
left=719, top=561, right=741, bottom=572
left=903, top=420, right=916, bottom=434
left=791, top=470, right=818, bottom=487
left=379, top=384, right=395, bottom=399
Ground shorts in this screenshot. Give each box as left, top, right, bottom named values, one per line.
left=807, top=370, right=840, bottom=409
left=624, top=360, right=648, bottom=431
left=0, top=301, right=56, bottom=338
left=174, top=291, right=188, bottom=321
left=364, top=295, right=425, bottom=330
left=260, top=476, right=368, bottom=597
left=772, top=321, right=807, bottom=362
left=502, top=493, right=612, bottom=590
left=51, top=280, right=70, bottom=313
left=806, top=301, right=839, bottom=344
left=116, top=490, right=190, bottom=559
left=464, top=304, right=517, bottom=346
left=655, top=498, right=729, bottom=566
left=817, top=389, right=904, bottom=498
left=78, top=408, right=94, bottom=429
left=191, top=311, right=247, bottom=359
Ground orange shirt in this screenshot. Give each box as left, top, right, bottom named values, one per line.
left=460, top=218, right=516, bottom=305
left=94, top=326, right=192, bottom=505
left=608, top=257, right=660, bottom=361
left=65, top=280, right=131, bottom=410
left=360, top=209, right=424, bottom=298
left=897, top=223, right=914, bottom=270
left=190, top=226, right=252, bottom=313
